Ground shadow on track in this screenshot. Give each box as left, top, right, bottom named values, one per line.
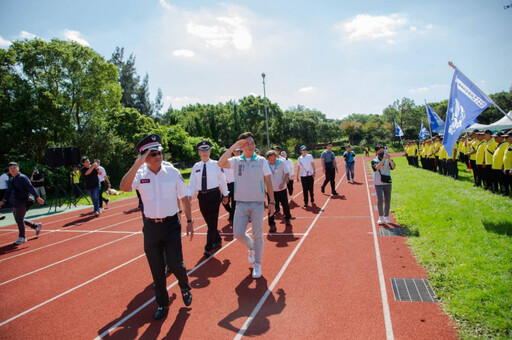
left=189, top=257, right=231, bottom=289
left=218, top=270, right=286, bottom=336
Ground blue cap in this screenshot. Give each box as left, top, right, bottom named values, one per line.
left=300, top=145, right=307, bottom=151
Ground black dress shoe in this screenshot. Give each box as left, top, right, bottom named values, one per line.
left=181, top=289, right=192, bottom=306
left=154, top=306, right=168, bottom=320
left=269, top=225, right=277, bottom=233
left=204, top=249, right=212, bottom=257
left=332, top=191, right=338, bottom=195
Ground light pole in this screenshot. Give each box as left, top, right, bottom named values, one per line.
left=262, top=72, right=270, bottom=150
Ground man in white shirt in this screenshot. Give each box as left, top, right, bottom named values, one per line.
left=94, top=159, right=111, bottom=210
left=281, top=151, right=294, bottom=196
left=0, top=169, right=9, bottom=207
left=266, top=150, right=292, bottom=232
left=188, top=140, right=229, bottom=257
left=221, top=148, right=240, bottom=225
left=120, top=134, right=194, bottom=320
left=296, top=145, right=316, bottom=207
left=218, top=132, right=275, bottom=279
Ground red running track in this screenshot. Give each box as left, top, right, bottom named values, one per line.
left=0, top=156, right=458, bottom=339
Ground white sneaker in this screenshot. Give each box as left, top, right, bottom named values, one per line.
left=35, top=223, right=42, bottom=236
left=14, top=237, right=27, bottom=245
left=384, top=216, right=391, bottom=224
left=93, top=211, right=99, bottom=217
left=248, top=248, right=255, bottom=264
left=377, top=217, right=384, bottom=225
left=252, top=263, right=262, bottom=279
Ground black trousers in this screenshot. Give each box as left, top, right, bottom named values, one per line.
left=198, top=188, right=222, bottom=251
left=269, top=189, right=291, bottom=226
left=99, top=181, right=109, bottom=208
left=470, top=160, right=477, bottom=185
left=448, top=160, right=458, bottom=179
left=287, top=179, right=294, bottom=196
left=505, top=171, right=511, bottom=195
left=222, top=182, right=236, bottom=222
left=321, top=164, right=336, bottom=193
left=300, top=176, right=314, bottom=205
left=482, top=165, right=491, bottom=189
left=435, top=157, right=441, bottom=174
left=475, top=164, right=483, bottom=186
left=143, top=214, right=190, bottom=307
left=493, top=169, right=506, bottom=194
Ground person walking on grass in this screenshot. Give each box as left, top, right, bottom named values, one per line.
left=296, top=145, right=315, bottom=207
left=120, top=134, right=193, bottom=320
left=371, top=146, right=395, bottom=225
left=320, top=142, right=338, bottom=195
left=343, top=145, right=356, bottom=184
left=266, top=150, right=292, bottom=233
left=0, top=162, right=44, bottom=245
left=218, top=132, right=275, bottom=279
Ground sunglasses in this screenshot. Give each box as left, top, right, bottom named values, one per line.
left=148, top=151, right=162, bottom=157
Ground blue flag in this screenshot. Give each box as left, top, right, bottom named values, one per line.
left=443, top=69, right=492, bottom=157
left=394, top=121, right=404, bottom=137
left=425, top=103, right=445, bottom=134
left=418, top=121, right=430, bottom=140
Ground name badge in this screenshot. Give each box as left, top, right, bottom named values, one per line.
left=195, top=169, right=201, bottom=173
left=140, top=179, right=150, bottom=184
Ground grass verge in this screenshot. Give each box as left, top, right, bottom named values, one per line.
left=390, top=157, right=512, bottom=339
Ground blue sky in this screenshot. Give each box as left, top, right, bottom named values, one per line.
left=1, top=0, right=511, bottom=119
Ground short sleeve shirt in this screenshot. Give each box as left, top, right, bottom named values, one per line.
left=131, top=162, right=188, bottom=218
left=228, top=154, right=272, bottom=202
left=80, top=166, right=100, bottom=190
left=298, top=154, right=315, bottom=177
left=321, top=151, right=335, bottom=164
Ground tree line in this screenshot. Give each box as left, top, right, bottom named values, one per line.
left=1, top=39, right=511, bottom=189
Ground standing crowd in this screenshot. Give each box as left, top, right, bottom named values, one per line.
left=404, top=129, right=512, bottom=196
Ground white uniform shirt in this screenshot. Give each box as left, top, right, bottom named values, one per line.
left=268, top=160, right=289, bottom=192
left=297, top=153, right=315, bottom=177
left=283, top=158, right=294, bottom=177
left=130, top=162, right=187, bottom=218
left=0, top=173, right=9, bottom=190
left=188, top=159, right=229, bottom=197
left=97, top=166, right=107, bottom=182
left=222, top=167, right=235, bottom=183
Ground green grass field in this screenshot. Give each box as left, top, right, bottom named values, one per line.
left=389, top=156, right=512, bottom=339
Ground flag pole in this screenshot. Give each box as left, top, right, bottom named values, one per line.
left=448, top=61, right=512, bottom=121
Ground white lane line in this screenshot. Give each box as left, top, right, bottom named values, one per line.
left=363, top=157, right=394, bottom=340
left=0, top=233, right=138, bottom=286
left=0, top=254, right=147, bottom=327
left=0, top=217, right=142, bottom=263
left=233, top=172, right=346, bottom=339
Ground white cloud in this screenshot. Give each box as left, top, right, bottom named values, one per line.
left=172, top=49, right=195, bottom=58
left=426, top=24, right=434, bottom=30
left=186, top=11, right=252, bottom=51
left=0, top=35, right=11, bottom=49
left=19, top=31, right=37, bottom=39
left=164, top=95, right=204, bottom=109
left=63, top=29, right=89, bottom=46
left=159, top=0, right=174, bottom=11
left=409, top=84, right=444, bottom=93
left=336, top=14, right=407, bottom=43
left=298, top=86, right=315, bottom=93
left=409, top=26, right=417, bottom=32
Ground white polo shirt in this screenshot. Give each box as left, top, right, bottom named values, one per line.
left=0, top=173, right=9, bottom=190
left=268, top=159, right=289, bottom=192
left=283, top=158, right=294, bottom=177
left=188, top=159, right=229, bottom=197
left=131, top=162, right=188, bottom=218
left=97, top=166, right=107, bottom=182
left=298, top=153, right=315, bottom=177
left=222, top=167, right=235, bottom=184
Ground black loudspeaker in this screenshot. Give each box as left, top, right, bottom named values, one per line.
left=46, top=148, right=63, bottom=167
left=63, top=147, right=80, bottom=166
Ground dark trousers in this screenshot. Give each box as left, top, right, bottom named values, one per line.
left=143, top=214, right=190, bottom=308
left=222, top=182, right=236, bottom=222
left=505, top=171, right=511, bottom=196
left=287, top=179, right=294, bottom=196
left=448, top=160, right=458, bottom=179
left=99, top=181, right=109, bottom=208
left=470, top=160, right=477, bottom=184
left=435, top=157, right=441, bottom=174
left=413, top=156, right=418, bottom=168
left=493, top=169, right=506, bottom=194
left=70, top=183, right=80, bottom=198
left=300, top=176, right=314, bottom=205
left=198, top=188, right=222, bottom=251
left=13, top=205, right=38, bottom=238
left=482, top=166, right=491, bottom=189
left=475, top=164, right=483, bottom=186
left=322, top=164, right=336, bottom=193
left=268, top=189, right=291, bottom=226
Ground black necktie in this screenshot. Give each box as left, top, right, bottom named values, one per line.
left=201, top=163, right=207, bottom=191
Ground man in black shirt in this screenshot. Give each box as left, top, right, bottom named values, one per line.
left=30, top=167, right=46, bottom=204
left=80, top=156, right=101, bottom=217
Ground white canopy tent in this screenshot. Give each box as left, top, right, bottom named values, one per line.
left=463, top=111, right=512, bottom=132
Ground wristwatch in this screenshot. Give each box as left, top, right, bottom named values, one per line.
left=187, top=219, right=193, bottom=223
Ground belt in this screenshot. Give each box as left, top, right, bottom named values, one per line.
left=145, top=214, right=176, bottom=223
left=199, top=187, right=220, bottom=194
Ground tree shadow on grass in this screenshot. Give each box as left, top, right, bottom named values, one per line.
left=483, top=219, right=512, bottom=237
